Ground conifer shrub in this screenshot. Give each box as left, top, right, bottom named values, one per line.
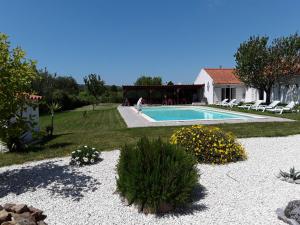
left=116, top=137, right=199, bottom=214
left=170, top=125, right=247, bottom=164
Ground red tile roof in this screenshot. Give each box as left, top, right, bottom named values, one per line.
left=29, top=94, right=42, bottom=100
left=204, top=68, right=242, bottom=85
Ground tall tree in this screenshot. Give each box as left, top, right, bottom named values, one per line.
left=0, top=33, right=38, bottom=151
left=134, top=76, right=162, bottom=86
left=235, top=33, right=300, bottom=103
left=83, top=74, right=106, bottom=110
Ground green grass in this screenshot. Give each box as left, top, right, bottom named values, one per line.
left=1, top=104, right=300, bottom=167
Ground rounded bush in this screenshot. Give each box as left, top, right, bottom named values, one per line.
left=170, top=125, right=247, bottom=164
left=116, top=137, right=199, bottom=214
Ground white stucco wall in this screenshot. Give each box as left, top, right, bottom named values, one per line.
left=194, top=69, right=214, bottom=104
left=245, top=87, right=257, bottom=102
left=1, top=104, right=40, bottom=147
left=20, top=105, right=40, bottom=142
left=236, top=86, right=246, bottom=102
left=243, top=75, right=300, bottom=104
left=0, top=141, right=7, bottom=152
left=272, top=75, right=300, bottom=104
left=244, top=87, right=267, bottom=103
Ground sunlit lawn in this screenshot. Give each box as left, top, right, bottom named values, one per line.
left=1, top=104, right=300, bottom=167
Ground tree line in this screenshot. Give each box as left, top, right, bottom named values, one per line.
left=32, top=69, right=123, bottom=113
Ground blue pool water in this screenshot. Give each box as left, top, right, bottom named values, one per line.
left=141, top=107, right=253, bottom=121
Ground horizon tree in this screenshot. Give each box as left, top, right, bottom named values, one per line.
left=83, top=74, right=106, bottom=110
left=134, top=76, right=162, bottom=86
left=234, top=33, right=300, bottom=104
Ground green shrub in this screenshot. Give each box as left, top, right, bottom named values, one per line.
left=116, top=137, right=199, bottom=214
left=170, top=125, right=247, bottom=164
left=70, top=146, right=101, bottom=166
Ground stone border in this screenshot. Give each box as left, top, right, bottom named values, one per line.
left=276, top=208, right=300, bottom=225
left=118, top=105, right=293, bottom=128
left=0, top=203, right=47, bottom=225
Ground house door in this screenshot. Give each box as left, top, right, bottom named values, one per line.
left=221, top=87, right=236, bottom=101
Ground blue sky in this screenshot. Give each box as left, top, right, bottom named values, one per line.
left=1, top=0, right=299, bottom=85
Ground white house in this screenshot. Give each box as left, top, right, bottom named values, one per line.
left=1, top=94, right=42, bottom=151
left=9, top=94, right=42, bottom=142
left=194, top=68, right=300, bottom=104
left=21, top=94, right=42, bottom=142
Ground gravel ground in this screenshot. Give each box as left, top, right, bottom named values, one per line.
left=1, top=135, right=300, bottom=225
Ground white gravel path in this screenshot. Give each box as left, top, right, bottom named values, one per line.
left=1, top=135, right=300, bottom=225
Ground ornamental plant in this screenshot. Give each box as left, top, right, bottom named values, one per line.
left=116, top=137, right=199, bottom=214
left=170, top=125, right=247, bottom=164
left=70, top=146, right=101, bottom=166
left=277, top=167, right=300, bottom=184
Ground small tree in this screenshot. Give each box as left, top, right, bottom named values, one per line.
left=0, top=33, right=38, bottom=151
left=235, top=33, right=300, bottom=103
left=134, top=76, right=162, bottom=86
left=47, top=102, right=61, bottom=136
left=83, top=74, right=105, bottom=110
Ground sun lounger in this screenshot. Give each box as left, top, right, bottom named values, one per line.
left=266, top=101, right=296, bottom=114
left=216, top=99, right=228, bottom=106
left=238, top=100, right=263, bottom=110
left=257, top=100, right=280, bottom=112
left=223, top=99, right=237, bottom=108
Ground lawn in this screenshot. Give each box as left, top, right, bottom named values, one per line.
left=1, top=104, right=300, bottom=167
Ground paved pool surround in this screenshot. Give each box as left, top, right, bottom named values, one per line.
left=118, top=105, right=293, bottom=128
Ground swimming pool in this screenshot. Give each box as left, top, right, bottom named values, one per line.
left=141, top=106, right=258, bottom=122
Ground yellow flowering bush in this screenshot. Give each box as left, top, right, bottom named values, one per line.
left=170, top=125, right=247, bottom=164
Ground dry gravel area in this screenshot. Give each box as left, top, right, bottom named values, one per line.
left=1, top=135, right=300, bottom=225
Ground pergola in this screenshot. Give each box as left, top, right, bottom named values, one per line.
left=122, top=84, right=204, bottom=105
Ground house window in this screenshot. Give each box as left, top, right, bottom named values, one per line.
left=221, top=87, right=236, bottom=101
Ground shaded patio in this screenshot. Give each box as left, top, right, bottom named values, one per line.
left=122, top=84, right=204, bottom=106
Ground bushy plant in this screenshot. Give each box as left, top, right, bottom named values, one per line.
left=278, top=167, right=300, bottom=183
left=116, top=137, right=199, bottom=214
left=0, top=33, right=38, bottom=152
left=70, top=146, right=101, bottom=166
left=170, top=125, right=247, bottom=164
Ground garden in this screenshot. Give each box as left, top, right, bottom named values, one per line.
left=1, top=30, right=300, bottom=225
left=1, top=117, right=300, bottom=224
